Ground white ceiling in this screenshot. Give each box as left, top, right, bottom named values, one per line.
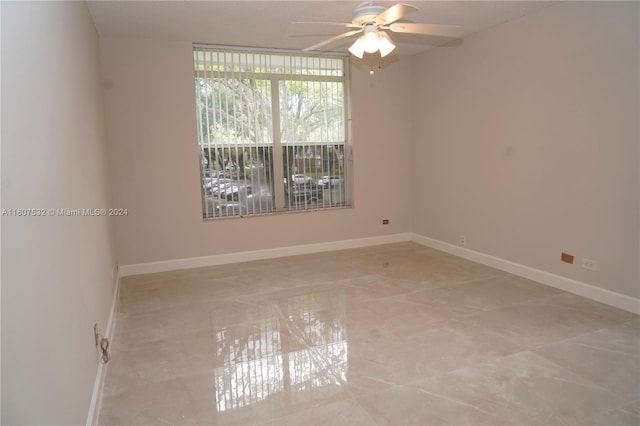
left=87, top=1, right=556, bottom=56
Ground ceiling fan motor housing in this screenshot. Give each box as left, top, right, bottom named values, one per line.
left=351, top=5, right=386, bottom=25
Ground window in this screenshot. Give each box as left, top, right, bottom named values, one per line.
left=194, top=46, right=351, bottom=219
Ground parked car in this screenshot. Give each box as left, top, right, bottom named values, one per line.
left=209, top=180, right=235, bottom=198
left=317, top=176, right=343, bottom=188
left=220, top=184, right=253, bottom=201
left=204, top=177, right=232, bottom=194
left=216, top=185, right=273, bottom=215
left=291, top=181, right=322, bottom=204
left=291, top=174, right=314, bottom=185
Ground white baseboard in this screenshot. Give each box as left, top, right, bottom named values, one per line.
left=86, top=272, right=121, bottom=426
left=119, top=233, right=413, bottom=277
left=411, top=233, right=640, bottom=315
left=118, top=231, right=638, bottom=314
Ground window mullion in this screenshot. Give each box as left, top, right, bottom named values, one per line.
left=271, top=77, right=285, bottom=211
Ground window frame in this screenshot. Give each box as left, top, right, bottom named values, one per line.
left=194, top=45, right=352, bottom=220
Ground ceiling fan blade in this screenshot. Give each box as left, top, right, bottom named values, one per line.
left=292, top=21, right=362, bottom=29
left=373, top=3, right=418, bottom=26
left=302, top=29, right=362, bottom=52
left=388, top=22, right=464, bottom=38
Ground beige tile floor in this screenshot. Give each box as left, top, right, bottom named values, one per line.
left=98, top=242, right=640, bottom=425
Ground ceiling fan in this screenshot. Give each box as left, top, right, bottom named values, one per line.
left=295, top=1, right=464, bottom=58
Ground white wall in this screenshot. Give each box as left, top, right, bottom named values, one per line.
left=1, top=2, right=117, bottom=424
left=99, top=37, right=413, bottom=266
left=411, top=1, right=639, bottom=299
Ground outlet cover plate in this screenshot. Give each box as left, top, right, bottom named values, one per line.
left=581, top=258, right=598, bottom=271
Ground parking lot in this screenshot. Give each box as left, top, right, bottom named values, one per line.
left=203, top=170, right=345, bottom=217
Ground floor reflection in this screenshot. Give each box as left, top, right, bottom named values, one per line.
left=212, top=290, right=348, bottom=414
left=213, top=303, right=284, bottom=412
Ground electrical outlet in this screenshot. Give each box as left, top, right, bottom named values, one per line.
left=581, top=258, right=598, bottom=271
left=459, top=236, right=466, bottom=247
left=382, top=219, right=389, bottom=224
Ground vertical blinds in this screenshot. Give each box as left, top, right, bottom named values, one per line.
left=194, top=46, right=350, bottom=219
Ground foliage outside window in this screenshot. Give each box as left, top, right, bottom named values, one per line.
left=194, top=46, right=351, bottom=219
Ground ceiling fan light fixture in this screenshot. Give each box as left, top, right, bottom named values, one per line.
left=362, top=30, right=380, bottom=53
left=378, top=32, right=396, bottom=57
left=348, top=37, right=365, bottom=58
